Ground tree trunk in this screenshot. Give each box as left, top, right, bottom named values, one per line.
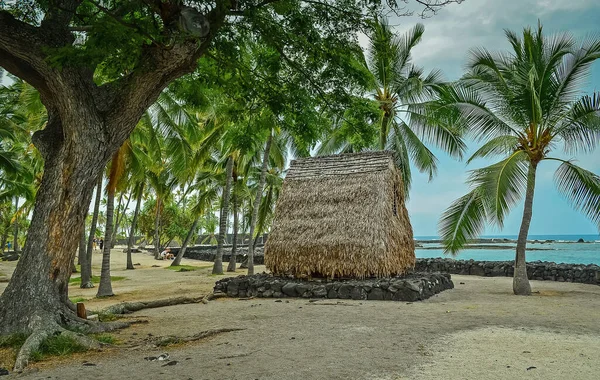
left=153, top=197, right=162, bottom=259
left=77, top=227, right=86, bottom=270
left=213, top=157, right=233, bottom=275
left=126, top=182, right=144, bottom=270
left=96, top=184, right=115, bottom=297
left=110, top=192, right=123, bottom=247
left=81, top=176, right=102, bottom=289
left=246, top=132, right=273, bottom=275
left=227, top=190, right=239, bottom=272
left=0, top=120, right=106, bottom=336
left=513, top=162, right=537, bottom=296
left=1, top=228, right=9, bottom=253
left=172, top=217, right=200, bottom=267
left=12, top=196, right=19, bottom=252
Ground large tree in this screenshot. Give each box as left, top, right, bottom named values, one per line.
left=438, top=23, right=600, bottom=295
left=0, top=0, right=460, bottom=371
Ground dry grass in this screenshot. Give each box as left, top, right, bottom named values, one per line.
left=266, top=151, right=415, bottom=279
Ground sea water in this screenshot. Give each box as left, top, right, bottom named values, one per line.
left=414, top=235, right=600, bottom=265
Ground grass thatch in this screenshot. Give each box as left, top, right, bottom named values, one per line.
left=265, top=151, right=415, bottom=279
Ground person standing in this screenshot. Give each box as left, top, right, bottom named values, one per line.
left=99, top=238, right=104, bottom=251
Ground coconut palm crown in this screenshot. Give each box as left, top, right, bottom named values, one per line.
left=319, top=17, right=465, bottom=194
left=438, top=23, right=600, bottom=295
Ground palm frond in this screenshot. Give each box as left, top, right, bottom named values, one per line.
left=553, top=159, right=600, bottom=228
left=468, top=151, right=529, bottom=227
left=439, top=188, right=488, bottom=255
left=556, top=92, right=600, bottom=154
left=466, top=135, right=520, bottom=164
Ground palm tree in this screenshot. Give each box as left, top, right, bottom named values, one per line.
left=319, top=17, right=464, bottom=194
left=438, top=23, right=600, bottom=295
left=97, top=143, right=127, bottom=297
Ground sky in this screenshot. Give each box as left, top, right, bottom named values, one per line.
left=391, top=0, right=600, bottom=237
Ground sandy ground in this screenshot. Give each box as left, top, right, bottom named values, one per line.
left=1, top=248, right=600, bottom=379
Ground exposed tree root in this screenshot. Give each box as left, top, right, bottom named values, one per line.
left=153, top=328, right=245, bottom=347
left=13, top=323, right=104, bottom=372
left=98, top=296, right=205, bottom=315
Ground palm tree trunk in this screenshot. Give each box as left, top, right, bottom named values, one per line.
left=81, top=176, right=102, bottom=288
left=153, top=197, right=162, bottom=259
left=172, top=216, right=200, bottom=267
left=126, top=182, right=144, bottom=270
left=513, top=162, right=537, bottom=296
left=246, top=132, right=273, bottom=275
left=110, top=192, right=123, bottom=247
left=227, top=190, right=239, bottom=272
left=0, top=229, right=8, bottom=253
left=113, top=188, right=133, bottom=246
left=97, top=187, right=115, bottom=297
left=213, top=156, right=233, bottom=275
left=12, top=196, right=18, bottom=252
left=77, top=227, right=86, bottom=270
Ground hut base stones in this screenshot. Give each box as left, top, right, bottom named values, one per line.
left=265, top=152, right=415, bottom=279
left=214, top=273, right=454, bottom=302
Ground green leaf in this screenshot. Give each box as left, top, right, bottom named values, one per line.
left=439, top=188, right=488, bottom=255
left=468, top=151, right=529, bottom=227
left=553, top=160, right=600, bottom=228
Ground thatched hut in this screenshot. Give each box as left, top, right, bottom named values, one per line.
left=265, top=151, right=415, bottom=279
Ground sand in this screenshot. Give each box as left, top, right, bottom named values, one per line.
left=1, top=248, right=600, bottom=379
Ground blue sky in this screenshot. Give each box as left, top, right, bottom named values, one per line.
left=390, top=0, right=600, bottom=237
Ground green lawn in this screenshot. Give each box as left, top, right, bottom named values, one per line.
left=69, top=275, right=126, bottom=285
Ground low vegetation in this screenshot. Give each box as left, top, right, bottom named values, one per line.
left=69, top=275, right=126, bottom=286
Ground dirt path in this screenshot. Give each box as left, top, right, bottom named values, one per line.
left=2, top=251, right=600, bottom=379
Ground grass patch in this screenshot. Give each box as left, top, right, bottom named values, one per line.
left=97, top=312, right=119, bottom=322
left=92, top=333, right=117, bottom=345
left=69, top=297, right=88, bottom=303
left=30, top=335, right=88, bottom=362
left=165, top=264, right=211, bottom=272
left=0, top=333, right=28, bottom=349
left=69, top=275, right=126, bottom=286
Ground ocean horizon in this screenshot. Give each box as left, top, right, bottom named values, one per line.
left=413, top=234, right=600, bottom=265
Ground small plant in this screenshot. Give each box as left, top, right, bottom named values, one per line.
left=30, top=335, right=87, bottom=361
left=69, top=297, right=87, bottom=303
left=0, top=333, right=28, bottom=349
left=92, top=333, right=117, bottom=344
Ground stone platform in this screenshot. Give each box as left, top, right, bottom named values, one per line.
left=214, top=272, right=454, bottom=302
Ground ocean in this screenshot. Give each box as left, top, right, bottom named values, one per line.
left=414, top=234, right=600, bottom=265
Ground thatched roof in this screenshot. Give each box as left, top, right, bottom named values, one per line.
left=265, top=151, right=415, bottom=279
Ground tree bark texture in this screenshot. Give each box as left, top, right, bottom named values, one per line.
left=213, top=157, right=233, bottom=275
left=0, top=115, right=104, bottom=335
left=513, top=162, right=537, bottom=296
left=246, top=133, right=272, bottom=275
left=96, top=185, right=115, bottom=297
left=227, top=190, right=239, bottom=272
left=172, top=216, right=200, bottom=267
left=82, top=176, right=102, bottom=288
left=127, top=182, right=144, bottom=270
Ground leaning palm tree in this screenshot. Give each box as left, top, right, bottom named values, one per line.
left=438, top=23, right=600, bottom=295
left=319, top=17, right=464, bottom=193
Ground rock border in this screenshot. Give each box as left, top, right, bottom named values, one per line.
left=214, top=272, right=454, bottom=302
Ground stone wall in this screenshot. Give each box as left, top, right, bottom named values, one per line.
left=414, top=258, right=600, bottom=285
left=214, top=273, right=454, bottom=302
left=176, top=247, right=600, bottom=285
left=172, top=246, right=265, bottom=264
